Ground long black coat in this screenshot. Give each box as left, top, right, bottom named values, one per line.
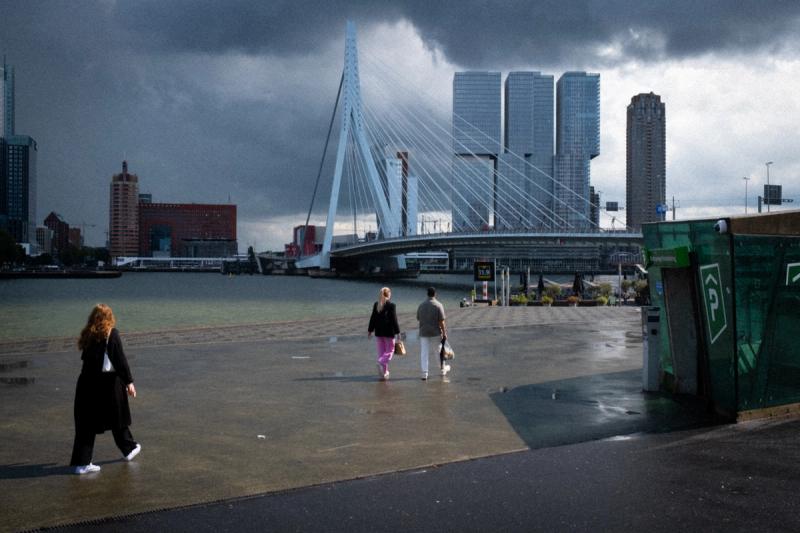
left=74, top=328, right=134, bottom=433
left=368, top=301, right=400, bottom=338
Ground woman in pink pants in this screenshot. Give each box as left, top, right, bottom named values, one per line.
left=368, top=287, right=401, bottom=380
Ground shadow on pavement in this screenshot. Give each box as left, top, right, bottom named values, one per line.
left=491, top=369, right=725, bottom=450
left=294, top=373, right=421, bottom=383
left=0, top=462, right=74, bottom=479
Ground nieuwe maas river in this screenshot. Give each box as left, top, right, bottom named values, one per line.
left=0, top=272, right=473, bottom=341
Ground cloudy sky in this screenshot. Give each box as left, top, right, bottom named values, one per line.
left=2, top=0, right=800, bottom=249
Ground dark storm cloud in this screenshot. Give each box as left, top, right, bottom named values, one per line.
left=2, top=0, right=799, bottom=247
left=115, top=0, right=800, bottom=67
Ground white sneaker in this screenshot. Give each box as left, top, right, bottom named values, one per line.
left=73, top=463, right=101, bottom=475
left=441, top=364, right=451, bottom=376
left=421, top=372, right=428, bottom=381
left=125, top=444, right=141, bottom=462
left=383, top=370, right=390, bottom=380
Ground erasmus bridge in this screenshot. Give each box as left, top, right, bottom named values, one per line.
left=295, top=22, right=643, bottom=273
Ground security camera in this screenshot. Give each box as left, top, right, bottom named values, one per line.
left=714, top=219, right=728, bottom=234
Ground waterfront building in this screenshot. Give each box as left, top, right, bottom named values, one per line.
left=1, top=61, right=14, bottom=139
left=68, top=227, right=82, bottom=248
left=35, top=226, right=53, bottom=255
left=407, top=175, right=418, bottom=236
left=452, top=155, right=495, bottom=231
left=498, top=72, right=555, bottom=230
left=452, top=72, right=500, bottom=231
left=44, top=211, right=69, bottom=253
left=626, top=92, right=666, bottom=231
left=138, top=202, right=236, bottom=257
left=1, top=62, right=37, bottom=245
left=0, top=137, right=6, bottom=232
left=109, top=161, right=139, bottom=258
left=5, top=135, right=37, bottom=244
left=556, top=72, right=600, bottom=230
left=589, top=186, right=600, bottom=229
left=385, top=156, right=403, bottom=237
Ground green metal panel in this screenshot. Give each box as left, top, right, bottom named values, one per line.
left=643, top=220, right=737, bottom=414
left=734, top=235, right=800, bottom=410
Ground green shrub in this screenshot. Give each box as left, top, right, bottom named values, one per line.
left=544, top=283, right=562, bottom=299
left=510, top=293, right=528, bottom=305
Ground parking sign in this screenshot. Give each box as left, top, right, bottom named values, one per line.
left=700, top=263, right=727, bottom=344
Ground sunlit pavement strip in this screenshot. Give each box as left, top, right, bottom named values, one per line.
left=0, top=306, right=709, bottom=531
left=0, top=306, right=637, bottom=356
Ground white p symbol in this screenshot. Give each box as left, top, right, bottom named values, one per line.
left=708, top=288, right=719, bottom=322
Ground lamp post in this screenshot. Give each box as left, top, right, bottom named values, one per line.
left=766, top=161, right=773, bottom=212
left=743, top=176, right=750, bottom=214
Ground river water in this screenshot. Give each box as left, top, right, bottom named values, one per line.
left=0, top=272, right=473, bottom=341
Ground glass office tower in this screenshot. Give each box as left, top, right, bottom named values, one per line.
left=452, top=72, right=501, bottom=231
left=499, top=72, right=554, bottom=230
left=556, top=72, right=600, bottom=230
left=1, top=62, right=14, bottom=139
left=5, top=135, right=37, bottom=244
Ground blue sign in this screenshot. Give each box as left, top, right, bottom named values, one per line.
left=655, top=204, right=668, bottom=214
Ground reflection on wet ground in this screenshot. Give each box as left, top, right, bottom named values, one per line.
left=0, top=360, right=29, bottom=371
left=0, top=376, right=35, bottom=385
left=491, top=370, right=721, bottom=450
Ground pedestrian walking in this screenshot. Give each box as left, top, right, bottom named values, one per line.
left=416, top=286, right=449, bottom=380
left=70, top=304, right=141, bottom=474
left=368, top=287, right=401, bottom=381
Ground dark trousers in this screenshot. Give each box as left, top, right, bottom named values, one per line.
left=70, top=426, right=137, bottom=466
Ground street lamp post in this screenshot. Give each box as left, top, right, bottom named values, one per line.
left=766, top=161, right=773, bottom=212
left=743, top=176, right=750, bottom=214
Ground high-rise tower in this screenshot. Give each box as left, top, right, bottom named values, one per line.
left=555, top=72, right=600, bottom=230
left=498, top=72, right=554, bottom=229
left=626, top=92, right=666, bottom=230
left=452, top=71, right=501, bottom=231
left=109, top=161, right=140, bottom=258
left=1, top=61, right=14, bottom=138
left=1, top=61, right=37, bottom=244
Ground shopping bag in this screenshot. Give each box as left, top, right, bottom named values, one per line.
left=440, top=339, right=454, bottom=360
left=394, top=340, right=407, bottom=356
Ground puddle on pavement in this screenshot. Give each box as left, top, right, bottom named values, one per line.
left=0, top=360, right=29, bottom=372
left=1, top=377, right=36, bottom=385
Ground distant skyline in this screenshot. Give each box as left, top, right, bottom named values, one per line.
left=1, top=1, right=799, bottom=249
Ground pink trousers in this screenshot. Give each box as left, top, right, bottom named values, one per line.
left=375, top=336, right=395, bottom=372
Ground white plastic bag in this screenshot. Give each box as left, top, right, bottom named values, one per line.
left=440, top=339, right=455, bottom=361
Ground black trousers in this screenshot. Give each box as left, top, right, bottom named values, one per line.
left=70, top=426, right=137, bottom=466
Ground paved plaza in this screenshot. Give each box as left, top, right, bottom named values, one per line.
left=1, top=306, right=719, bottom=531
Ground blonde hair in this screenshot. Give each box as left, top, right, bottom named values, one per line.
left=78, top=304, right=116, bottom=350
left=377, top=287, right=391, bottom=312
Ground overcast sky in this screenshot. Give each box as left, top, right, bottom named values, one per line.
left=2, top=0, right=800, bottom=249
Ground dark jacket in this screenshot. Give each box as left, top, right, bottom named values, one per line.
left=368, top=301, right=400, bottom=338
left=74, top=328, right=134, bottom=433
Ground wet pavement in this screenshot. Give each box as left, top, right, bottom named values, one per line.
left=50, top=417, right=800, bottom=532
left=0, top=306, right=724, bottom=531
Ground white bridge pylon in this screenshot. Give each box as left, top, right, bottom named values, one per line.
left=299, top=21, right=396, bottom=270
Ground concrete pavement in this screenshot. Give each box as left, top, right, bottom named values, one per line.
left=0, top=306, right=721, bottom=531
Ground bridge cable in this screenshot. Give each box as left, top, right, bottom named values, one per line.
left=302, top=71, right=344, bottom=253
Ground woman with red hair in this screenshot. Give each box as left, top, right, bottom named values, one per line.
left=70, top=304, right=140, bottom=474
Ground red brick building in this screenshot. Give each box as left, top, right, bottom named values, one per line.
left=109, top=161, right=139, bottom=258
left=138, top=202, right=237, bottom=257
left=44, top=211, right=69, bottom=253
